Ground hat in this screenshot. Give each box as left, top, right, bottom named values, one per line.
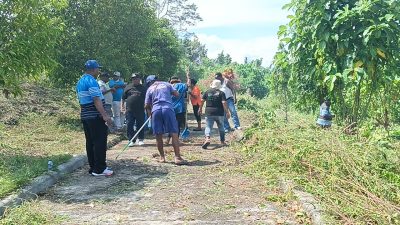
left=131, top=73, right=140, bottom=78
left=113, top=71, right=121, bottom=77
left=100, top=72, right=109, bottom=77
left=85, top=60, right=102, bottom=70
left=146, top=75, right=157, bottom=84
left=169, top=76, right=180, bottom=84
left=215, top=72, right=223, bottom=79
left=210, top=80, right=222, bottom=89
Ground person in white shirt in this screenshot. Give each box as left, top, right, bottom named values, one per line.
left=98, top=72, right=115, bottom=118
left=215, top=70, right=241, bottom=132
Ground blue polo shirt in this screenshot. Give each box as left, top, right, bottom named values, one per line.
left=76, top=74, right=105, bottom=120
left=171, top=83, right=187, bottom=114
left=109, top=79, right=125, bottom=101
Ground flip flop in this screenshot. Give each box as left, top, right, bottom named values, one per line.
left=174, top=158, right=188, bottom=166
left=202, top=141, right=210, bottom=149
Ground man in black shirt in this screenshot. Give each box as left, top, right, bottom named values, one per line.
left=122, top=73, right=146, bottom=146
left=198, top=79, right=230, bottom=149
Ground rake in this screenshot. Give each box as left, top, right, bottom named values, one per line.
left=115, top=116, right=151, bottom=160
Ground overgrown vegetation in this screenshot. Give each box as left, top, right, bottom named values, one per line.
left=240, top=96, right=400, bottom=224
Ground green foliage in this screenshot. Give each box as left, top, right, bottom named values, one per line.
left=241, top=97, right=400, bottom=224
left=0, top=0, right=67, bottom=95
left=236, top=61, right=270, bottom=99
left=274, top=0, right=400, bottom=127
left=215, top=51, right=232, bottom=65
left=53, top=0, right=160, bottom=86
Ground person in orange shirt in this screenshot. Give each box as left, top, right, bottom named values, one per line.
left=188, top=77, right=202, bottom=131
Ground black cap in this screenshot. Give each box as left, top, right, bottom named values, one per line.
left=131, top=73, right=140, bottom=78
left=215, top=72, right=222, bottom=79
left=100, top=72, right=109, bottom=77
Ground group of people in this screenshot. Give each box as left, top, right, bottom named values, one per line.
left=76, top=59, right=242, bottom=176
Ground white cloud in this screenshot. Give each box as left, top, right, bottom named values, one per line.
left=192, top=0, right=289, bottom=28
left=189, top=0, right=289, bottom=66
left=196, top=34, right=279, bottom=67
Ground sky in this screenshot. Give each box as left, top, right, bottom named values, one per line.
left=188, top=0, right=290, bottom=67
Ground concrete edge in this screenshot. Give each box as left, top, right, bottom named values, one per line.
left=0, top=134, right=123, bottom=217
left=279, top=178, right=325, bottom=225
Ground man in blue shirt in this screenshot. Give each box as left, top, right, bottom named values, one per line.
left=76, top=60, right=113, bottom=176
left=165, top=76, right=188, bottom=145
left=109, top=71, right=126, bottom=130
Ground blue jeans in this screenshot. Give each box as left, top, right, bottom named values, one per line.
left=126, top=111, right=145, bottom=141
left=224, top=98, right=241, bottom=130
left=205, top=116, right=225, bottom=142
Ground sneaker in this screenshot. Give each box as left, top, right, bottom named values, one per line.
left=128, top=142, right=135, bottom=147
left=225, top=129, right=232, bottom=133
left=91, top=168, right=113, bottom=176
left=235, top=127, right=242, bottom=130
left=137, top=140, right=144, bottom=146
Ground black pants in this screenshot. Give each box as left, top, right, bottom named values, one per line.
left=126, top=111, right=145, bottom=141
left=82, top=117, right=108, bottom=174
left=192, top=104, right=201, bottom=122
left=169, top=112, right=185, bottom=137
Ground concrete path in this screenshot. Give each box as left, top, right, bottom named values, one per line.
left=32, top=114, right=303, bottom=225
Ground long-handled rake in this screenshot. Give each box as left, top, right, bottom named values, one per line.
left=115, top=116, right=151, bottom=160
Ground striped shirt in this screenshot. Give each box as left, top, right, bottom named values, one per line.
left=76, top=74, right=105, bottom=120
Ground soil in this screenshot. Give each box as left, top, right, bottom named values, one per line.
left=33, top=113, right=304, bottom=225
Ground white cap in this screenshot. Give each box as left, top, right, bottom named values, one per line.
left=113, top=71, right=121, bottom=77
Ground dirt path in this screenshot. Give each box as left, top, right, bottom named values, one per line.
left=34, top=113, right=303, bottom=225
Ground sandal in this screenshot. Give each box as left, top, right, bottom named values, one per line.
left=202, top=141, right=210, bottom=149
left=174, top=158, right=188, bottom=166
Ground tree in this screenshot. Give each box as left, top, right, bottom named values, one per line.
left=182, top=36, right=208, bottom=64
left=145, top=0, right=202, bottom=32
left=52, top=0, right=182, bottom=86
left=274, top=0, right=400, bottom=127
left=0, top=0, right=67, bottom=96
left=216, top=51, right=232, bottom=65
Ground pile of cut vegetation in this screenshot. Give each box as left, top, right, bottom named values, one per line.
left=240, top=96, right=400, bottom=225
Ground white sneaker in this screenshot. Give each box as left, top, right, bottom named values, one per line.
left=128, top=142, right=135, bottom=147
left=138, top=140, right=144, bottom=146
left=91, top=168, right=113, bottom=176
left=235, top=127, right=242, bottom=130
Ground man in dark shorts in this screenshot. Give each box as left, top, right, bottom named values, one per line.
left=76, top=60, right=113, bottom=176
left=144, top=75, right=187, bottom=165
left=122, top=73, right=146, bottom=146
left=199, top=79, right=230, bottom=149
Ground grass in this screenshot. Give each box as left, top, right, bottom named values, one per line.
left=0, top=201, right=66, bottom=225
left=238, top=95, right=400, bottom=224
left=0, top=112, right=85, bottom=198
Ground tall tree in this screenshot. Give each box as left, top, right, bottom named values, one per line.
left=145, top=0, right=202, bottom=32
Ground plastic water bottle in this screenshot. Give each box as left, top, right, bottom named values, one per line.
left=48, top=160, right=53, bottom=171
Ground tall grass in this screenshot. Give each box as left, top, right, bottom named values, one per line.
left=239, top=95, right=400, bottom=224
